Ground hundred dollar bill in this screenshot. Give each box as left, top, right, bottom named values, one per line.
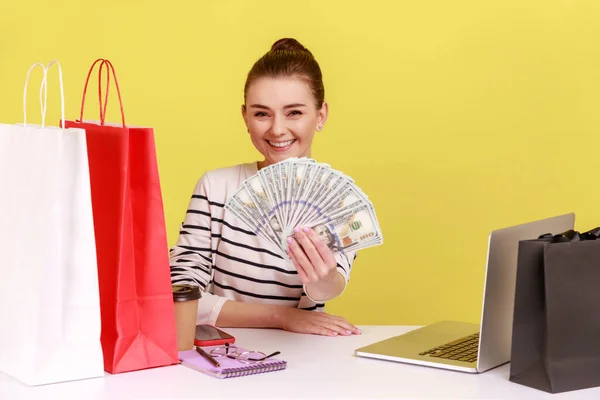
left=232, top=185, right=282, bottom=245
left=311, top=170, right=348, bottom=209
left=298, top=177, right=370, bottom=228
left=307, top=177, right=354, bottom=224
left=271, top=163, right=283, bottom=225
left=224, top=195, right=281, bottom=250
left=279, top=160, right=292, bottom=226
left=300, top=203, right=383, bottom=255
left=243, top=174, right=284, bottom=240
left=259, top=165, right=285, bottom=230
left=295, top=167, right=340, bottom=226
left=286, top=160, right=301, bottom=227
left=288, top=162, right=318, bottom=228
left=283, top=158, right=316, bottom=227
left=292, top=164, right=329, bottom=227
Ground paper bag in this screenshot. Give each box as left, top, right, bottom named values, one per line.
left=63, top=59, right=179, bottom=374
left=510, top=228, right=600, bottom=393
left=0, top=61, right=104, bottom=385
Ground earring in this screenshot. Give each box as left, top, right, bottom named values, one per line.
left=317, top=125, right=323, bottom=132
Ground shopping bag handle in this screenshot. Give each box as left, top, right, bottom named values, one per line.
left=23, top=60, right=66, bottom=129
left=78, top=58, right=110, bottom=125
left=538, top=227, right=600, bottom=242
left=23, top=63, right=46, bottom=127
left=79, top=58, right=126, bottom=127
left=97, top=59, right=111, bottom=123
left=97, top=59, right=125, bottom=126
left=580, top=227, right=600, bottom=240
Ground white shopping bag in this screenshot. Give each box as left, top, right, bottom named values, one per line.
left=0, top=61, right=104, bottom=385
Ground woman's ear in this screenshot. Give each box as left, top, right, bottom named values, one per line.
left=241, top=104, right=250, bottom=133
left=316, top=101, right=329, bottom=132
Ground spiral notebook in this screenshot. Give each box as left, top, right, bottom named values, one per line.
left=178, top=346, right=287, bottom=379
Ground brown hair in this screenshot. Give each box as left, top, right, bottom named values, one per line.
left=244, top=38, right=325, bottom=108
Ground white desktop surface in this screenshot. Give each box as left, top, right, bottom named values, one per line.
left=1, top=325, right=598, bottom=399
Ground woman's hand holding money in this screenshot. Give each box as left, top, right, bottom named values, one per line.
left=286, top=226, right=345, bottom=302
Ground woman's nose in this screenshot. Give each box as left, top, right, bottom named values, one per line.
left=270, top=115, right=287, bottom=136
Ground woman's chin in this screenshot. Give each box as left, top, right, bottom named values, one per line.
left=266, top=155, right=295, bottom=165
left=261, top=150, right=310, bottom=168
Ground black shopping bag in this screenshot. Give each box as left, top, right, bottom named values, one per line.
left=509, top=228, right=600, bottom=393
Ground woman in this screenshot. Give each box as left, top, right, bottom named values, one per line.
left=169, top=38, right=361, bottom=337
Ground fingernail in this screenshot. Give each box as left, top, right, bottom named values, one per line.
left=356, top=328, right=362, bottom=334
left=346, top=330, right=352, bottom=335
left=286, top=237, right=293, bottom=244
left=294, top=227, right=300, bottom=233
left=302, top=227, right=310, bottom=232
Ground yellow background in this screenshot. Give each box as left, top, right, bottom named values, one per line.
left=2, top=0, right=600, bottom=325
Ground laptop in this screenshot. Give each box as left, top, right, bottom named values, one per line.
left=355, top=213, right=575, bottom=373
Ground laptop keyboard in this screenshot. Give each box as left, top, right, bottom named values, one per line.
left=418, top=332, right=479, bottom=363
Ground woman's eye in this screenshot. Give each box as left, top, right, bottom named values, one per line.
left=288, top=110, right=302, bottom=116
left=254, top=112, right=268, bottom=117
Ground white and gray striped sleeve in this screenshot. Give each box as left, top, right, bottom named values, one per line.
left=169, top=174, right=227, bottom=325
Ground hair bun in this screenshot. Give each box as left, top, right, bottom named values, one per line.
left=270, top=38, right=312, bottom=54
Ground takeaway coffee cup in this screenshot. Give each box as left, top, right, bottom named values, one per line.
left=172, top=284, right=202, bottom=351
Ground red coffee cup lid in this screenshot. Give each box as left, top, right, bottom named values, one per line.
left=172, top=284, right=201, bottom=301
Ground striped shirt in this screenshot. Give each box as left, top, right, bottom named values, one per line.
left=169, top=162, right=356, bottom=326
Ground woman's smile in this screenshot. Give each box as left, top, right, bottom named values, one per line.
left=266, top=139, right=296, bottom=151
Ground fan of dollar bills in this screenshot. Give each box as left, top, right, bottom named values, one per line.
left=224, top=157, right=383, bottom=257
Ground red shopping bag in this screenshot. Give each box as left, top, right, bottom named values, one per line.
left=64, top=59, right=179, bottom=374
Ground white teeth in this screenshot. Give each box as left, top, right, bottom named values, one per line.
left=268, top=140, right=295, bottom=148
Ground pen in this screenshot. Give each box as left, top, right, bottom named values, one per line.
left=196, top=346, right=220, bottom=368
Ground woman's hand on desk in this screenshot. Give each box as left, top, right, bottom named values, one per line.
left=279, top=308, right=361, bottom=337
left=216, top=302, right=361, bottom=337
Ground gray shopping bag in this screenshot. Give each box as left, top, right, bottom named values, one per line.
left=510, top=228, right=600, bottom=393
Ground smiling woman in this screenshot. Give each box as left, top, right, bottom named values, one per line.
left=242, top=39, right=328, bottom=168
left=168, top=38, right=362, bottom=337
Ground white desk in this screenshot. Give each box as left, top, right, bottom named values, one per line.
left=1, top=325, right=599, bottom=399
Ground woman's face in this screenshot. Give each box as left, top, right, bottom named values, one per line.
left=242, top=76, right=327, bottom=169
